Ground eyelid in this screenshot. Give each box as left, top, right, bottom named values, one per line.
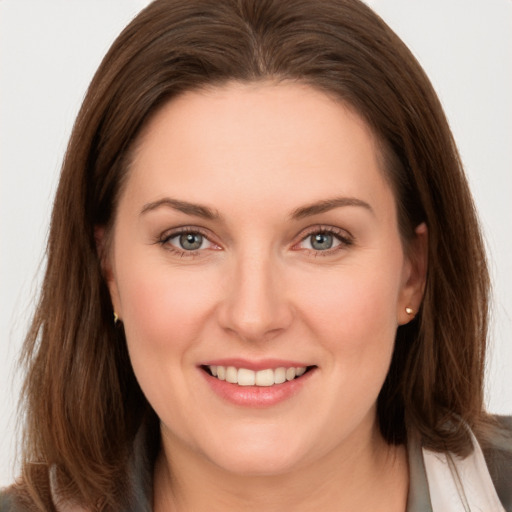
left=159, top=225, right=210, bottom=240
left=154, top=224, right=353, bottom=257
left=293, top=225, right=354, bottom=253
left=156, top=226, right=221, bottom=256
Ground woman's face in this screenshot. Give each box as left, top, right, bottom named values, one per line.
left=106, top=82, right=426, bottom=475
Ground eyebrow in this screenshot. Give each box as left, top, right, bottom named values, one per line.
left=290, top=197, right=374, bottom=219
left=140, top=198, right=220, bottom=219
left=140, top=195, right=373, bottom=221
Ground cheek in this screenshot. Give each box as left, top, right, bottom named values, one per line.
left=115, top=255, right=220, bottom=358
left=293, top=256, right=403, bottom=358
left=114, top=256, right=223, bottom=421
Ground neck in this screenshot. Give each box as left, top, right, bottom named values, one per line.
left=153, top=423, right=409, bottom=512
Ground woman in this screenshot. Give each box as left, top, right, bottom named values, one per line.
left=1, top=0, right=510, bottom=510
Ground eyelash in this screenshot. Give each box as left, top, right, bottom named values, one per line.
left=294, top=226, right=354, bottom=256
left=156, top=225, right=354, bottom=258
left=157, top=227, right=216, bottom=258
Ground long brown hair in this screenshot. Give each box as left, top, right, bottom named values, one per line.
left=18, top=0, right=490, bottom=509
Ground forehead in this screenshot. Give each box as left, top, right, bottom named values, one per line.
left=123, top=81, right=394, bottom=219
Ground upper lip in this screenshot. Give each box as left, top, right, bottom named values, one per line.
left=200, top=358, right=313, bottom=371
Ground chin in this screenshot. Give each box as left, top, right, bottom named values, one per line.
left=209, top=448, right=304, bottom=477
left=199, top=426, right=313, bottom=477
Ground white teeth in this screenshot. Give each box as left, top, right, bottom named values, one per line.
left=255, top=369, right=274, bottom=387
left=207, top=365, right=309, bottom=386
left=285, top=367, right=296, bottom=381
left=237, top=368, right=255, bottom=386
left=274, top=367, right=286, bottom=384
left=226, top=366, right=238, bottom=383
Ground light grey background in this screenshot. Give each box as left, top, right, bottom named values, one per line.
left=1, top=0, right=511, bottom=486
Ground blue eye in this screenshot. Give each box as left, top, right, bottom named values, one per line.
left=178, top=232, right=204, bottom=251
left=159, top=230, right=215, bottom=254
left=301, top=232, right=342, bottom=251
left=297, top=228, right=352, bottom=254
left=310, top=233, right=334, bottom=250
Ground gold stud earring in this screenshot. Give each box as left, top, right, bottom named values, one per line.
left=405, top=307, right=415, bottom=316
left=113, top=312, right=119, bottom=325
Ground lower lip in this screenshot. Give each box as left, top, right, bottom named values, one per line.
left=200, top=368, right=315, bottom=407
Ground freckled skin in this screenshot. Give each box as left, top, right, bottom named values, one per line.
left=106, top=82, right=426, bottom=510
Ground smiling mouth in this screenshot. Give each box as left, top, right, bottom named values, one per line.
left=202, top=365, right=316, bottom=387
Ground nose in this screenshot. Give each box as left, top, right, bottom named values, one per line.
left=217, top=252, right=293, bottom=343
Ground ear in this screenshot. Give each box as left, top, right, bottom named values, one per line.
left=94, top=225, right=122, bottom=319
left=397, top=222, right=428, bottom=325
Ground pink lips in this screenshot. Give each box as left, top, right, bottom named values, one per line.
left=199, top=359, right=315, bottom=407
left=201, top=358, right=309, bottom=371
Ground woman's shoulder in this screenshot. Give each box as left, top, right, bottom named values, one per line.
left=0, top=471, right=56, bottom=512
left=0, top=487, right=39, bottom=512
left=484, top=415, right=512, bottom=511
left=0, top=488, right=16, bottom=512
